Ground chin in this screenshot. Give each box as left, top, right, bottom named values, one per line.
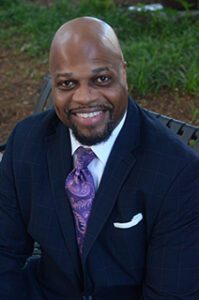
left=71, top=122, right=114, bottom=146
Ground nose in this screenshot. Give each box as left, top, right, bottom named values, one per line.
left=72, top=83, right=97, bottom=105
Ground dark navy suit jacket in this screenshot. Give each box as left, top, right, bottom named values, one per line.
left=0, top=99, right=199, bottom=299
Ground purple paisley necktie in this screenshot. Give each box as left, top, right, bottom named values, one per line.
left=65, top=146, right=96, bottom=253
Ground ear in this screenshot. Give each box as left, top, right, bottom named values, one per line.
left=122, top=60, right=128, bottom=90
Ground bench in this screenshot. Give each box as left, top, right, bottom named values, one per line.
left=1, top=74, right=199, bottom=155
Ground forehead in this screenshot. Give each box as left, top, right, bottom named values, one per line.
left=50, top=37, right=122, bottom=74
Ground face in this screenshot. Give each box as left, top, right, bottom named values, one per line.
left=50, top=40, right=128, bottom=145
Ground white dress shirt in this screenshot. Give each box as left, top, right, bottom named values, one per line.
left=69, top=112, right=127, bottom=190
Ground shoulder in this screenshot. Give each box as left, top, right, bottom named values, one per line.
left=10, top=108, right=60, bottom=141
left=5, top=109, right=64, bottom=158
left=139, top=103, right=198, bottom=160
left=127, top=99, right=199, bottom=171
left=14, top=108, right=59, bottom=135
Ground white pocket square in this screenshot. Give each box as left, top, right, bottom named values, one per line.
left=113, top=213, right=143, bottom=229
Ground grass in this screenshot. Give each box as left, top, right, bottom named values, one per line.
left=0, top=0, right=199, bottom=96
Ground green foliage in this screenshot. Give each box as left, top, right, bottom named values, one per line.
left=123, top=16, right=199, bottom=95
left=175, top=0, right=193, bottom=10
left=0, top=0, right=198, bottom=96
left=79, top=0, right=115, bottom=11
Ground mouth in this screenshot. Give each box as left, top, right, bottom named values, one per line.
left=67, top=106, right=112, bottom=127
left=76, top=111, right=102, bottom=119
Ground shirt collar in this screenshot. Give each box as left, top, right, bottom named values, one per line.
left=69, top=111, right=127, bottom=166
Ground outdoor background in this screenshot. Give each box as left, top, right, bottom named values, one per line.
left=0, top=0, right=199, bottom=145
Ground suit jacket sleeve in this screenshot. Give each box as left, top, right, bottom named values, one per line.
left=141, top=156, right=199, bottom=299
left=0, top=128, right=34, bottom=299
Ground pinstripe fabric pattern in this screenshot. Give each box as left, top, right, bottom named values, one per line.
left=0, top=100, right=199, bottom=299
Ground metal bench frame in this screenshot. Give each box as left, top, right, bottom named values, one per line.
left=146, top=110, right=199, bottom=153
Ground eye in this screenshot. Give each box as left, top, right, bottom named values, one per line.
left=57, top=80, right=77, bottom=90
left=95, top=75, right=111, bottom=86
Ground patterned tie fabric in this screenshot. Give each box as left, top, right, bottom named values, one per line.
left=65, top=146, right=96, bottom=253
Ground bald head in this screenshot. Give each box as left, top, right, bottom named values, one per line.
left=49, top=17, right=128, bottom=145
left=49, top=17, right=124, bottom=71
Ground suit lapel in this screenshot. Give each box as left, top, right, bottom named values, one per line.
left=45, top=119, right=82, bottom=282
left=82, top=99, right=141, bottom=263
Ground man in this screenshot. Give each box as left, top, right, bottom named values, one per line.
left=0, top=16, right=199, bottom=300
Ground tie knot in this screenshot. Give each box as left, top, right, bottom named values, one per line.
left=75, top=146, right=95, bottom=169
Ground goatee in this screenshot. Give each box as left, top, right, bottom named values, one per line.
left=71, top=120, right=115, bottom=146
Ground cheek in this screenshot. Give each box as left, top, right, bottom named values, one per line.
left=53, top=91, right=70, bottom=112
left=102, top=85, right=128, bottom=108
left=108, top=88, right=128, bottom=121
left=53, top=92, right=70, bottom=124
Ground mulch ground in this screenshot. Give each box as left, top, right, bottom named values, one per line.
left=0, top=46, right=47, bottom=143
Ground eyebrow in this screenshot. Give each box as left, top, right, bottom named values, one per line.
left=92, top=67, right=111, bottom=74
left=55, top=72, right=72, bottom=79
left=54, top=67, right=111, bottom=79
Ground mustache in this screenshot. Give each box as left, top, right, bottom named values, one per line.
left=65, top=104, right=112, bottom=117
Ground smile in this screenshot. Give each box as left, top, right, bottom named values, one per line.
left=67, top=107, right=111, bottom=128
left=76, top=111, right=102, bottom=119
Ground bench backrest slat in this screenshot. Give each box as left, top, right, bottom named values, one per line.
left=147, top=109, right=199, bottom=154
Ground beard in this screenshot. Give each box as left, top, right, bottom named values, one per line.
left=70, top=118, right=115, bottom=146
left=66, top=105, right=115, bottom=146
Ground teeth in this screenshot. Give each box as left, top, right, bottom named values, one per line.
left=77, top=111, right=101, bottom=118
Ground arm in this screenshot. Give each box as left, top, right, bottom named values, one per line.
left=0, top=131, right=34, bottom=299
left=142, top=157, right=199, bottom=299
